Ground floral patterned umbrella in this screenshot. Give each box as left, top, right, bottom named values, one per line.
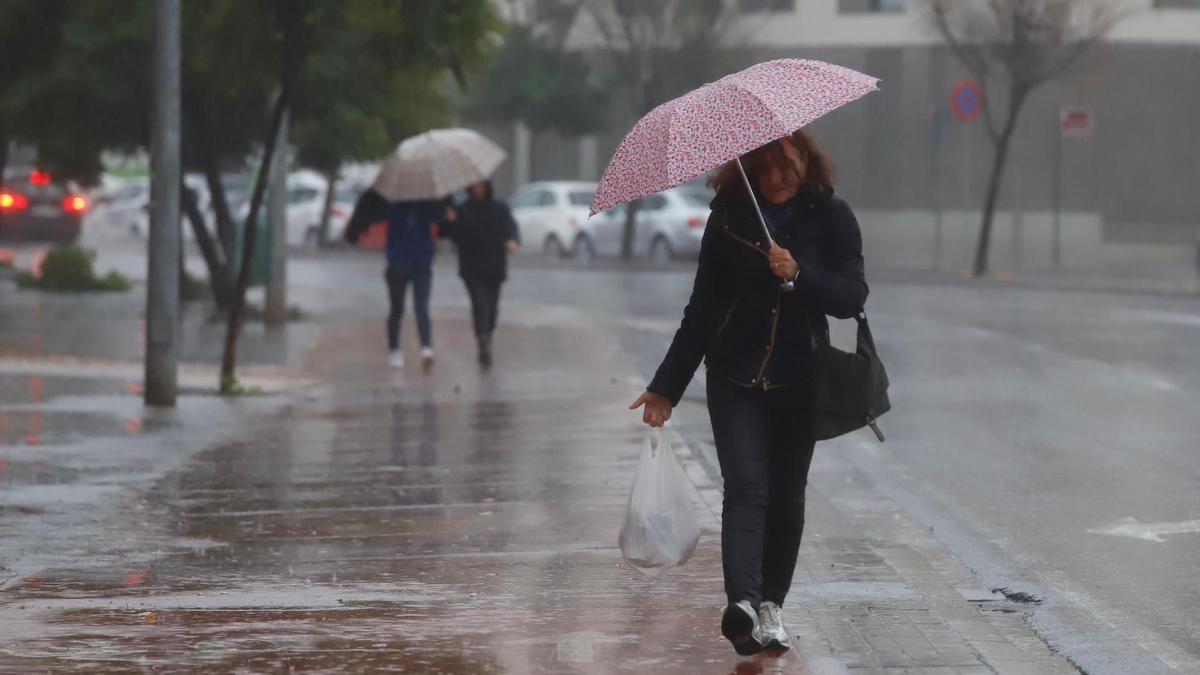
left=589, top=59, right=879, bottom=217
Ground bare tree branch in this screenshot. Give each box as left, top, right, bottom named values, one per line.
left=579, top=0, right=733, bottom=258
left=922, top=0, right=1123, bottom=277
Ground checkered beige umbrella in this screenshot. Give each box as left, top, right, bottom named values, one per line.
left=372, top=128, right=507, bottom=201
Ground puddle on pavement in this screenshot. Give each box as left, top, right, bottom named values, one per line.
left=0, top=374, right=134, bottom=405
left=0, top=458, right=82, bottom=486
left=0, top=409, right=149, bottom=447
left=0, top=333, right=758, bottom=672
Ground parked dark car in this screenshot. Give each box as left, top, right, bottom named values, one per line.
left=0, top=169, right=88, bottom=244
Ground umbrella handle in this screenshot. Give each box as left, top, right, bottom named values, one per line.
left=735, top=156, right=795, bottom=293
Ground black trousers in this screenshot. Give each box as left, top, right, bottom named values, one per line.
left=706, top=370, right=816, bottom=608
left=462, top=276, right=502, bottom=338
left=385, top=264, right=432, bottom=350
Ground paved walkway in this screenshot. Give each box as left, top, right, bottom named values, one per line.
left=0, top=292, right=1079, bottom=673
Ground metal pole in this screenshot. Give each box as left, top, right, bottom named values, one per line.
left=964, top=119, right=973, bottom=257
left=514, top=121, right=531, bottom=188
left=735, top=156, right=794, bottom=292
left=932, top=107, right=945, bottom=271
left=264, top=109, right=289, bottom=325
left=1052, top=111, right=1063, bottom=268
left=145, top=0, right=181, bottom=407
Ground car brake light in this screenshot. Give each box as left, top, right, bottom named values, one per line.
left=0, top=191, right=30, bottom=212
left=63, top=195, right=88, bottom=214
left=30, top=170, right=51, bottom=186
left=687, top=217, right=704, bottom=229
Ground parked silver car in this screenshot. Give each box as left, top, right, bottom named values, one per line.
left=509, top=181, right=597, bottom=258
left=590, top=184, right=714, bottom=263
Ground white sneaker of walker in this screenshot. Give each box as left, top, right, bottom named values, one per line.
left=388, top=351, right=405, bottom=368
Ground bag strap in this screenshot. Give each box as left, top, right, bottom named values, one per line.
left=805, top=310, right=870, bottom=349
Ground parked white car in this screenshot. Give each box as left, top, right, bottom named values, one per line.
left=87, top=178, right=150, bottom=238
left=585, top=183, right=714, bottom=262
left=283, top=172, right=356, bottom=247
left=236, top=171, right=356, bottom=248
left=87, top=174, right=211, bottom=242
left=509, top=181, right=598, bottom=258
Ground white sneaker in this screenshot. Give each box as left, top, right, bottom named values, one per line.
left=721, top=600, right=764, bottom=656
left=388, top=351, right=404, bottom=369
left=420, top=346, right=435, bottom=362
left=758, top=601, right=791, bottom=651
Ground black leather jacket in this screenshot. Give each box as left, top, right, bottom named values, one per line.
left=646, top=189, right=868, bottom=406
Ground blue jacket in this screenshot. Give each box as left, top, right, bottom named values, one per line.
left=384, top=200, right=445, bottom=270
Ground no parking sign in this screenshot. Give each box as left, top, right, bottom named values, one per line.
left=950, top=80, right=985, bottom=123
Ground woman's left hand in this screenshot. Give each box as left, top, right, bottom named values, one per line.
left=768, top=245, right=799, bottom=281
left=505, top=240, right=519, bottom=254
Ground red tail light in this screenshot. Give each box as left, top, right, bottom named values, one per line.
left=62, top=195, right=88, bottom=214
left=0, top=191, right=30, bottom=212
left=30, top=170, right=51, bottom=186
left=686, top=216, right=704, bottom=229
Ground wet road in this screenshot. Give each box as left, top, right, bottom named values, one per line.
left=1, top=292, right=829, bottom=672
left=2, top=238, right=1197, bottom=672
left=537, top=264, right=1200, bottom=673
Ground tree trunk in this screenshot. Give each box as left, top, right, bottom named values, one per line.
left=619, top=200, right=641, bottom=260
left=218, top=0, right=307, bottom=392
left=181, top=182, right=230, bottom=305
left=316, top=170, right=336, bottom=248
left=972, top=94, right=1026, bottom=278
left=187, top=100, right=237, bottom=266
left=219, top=90, right=290, bottom=392
left=527, top=129, right=539, bottom=183
left=0, top=135, right=9, bottom=187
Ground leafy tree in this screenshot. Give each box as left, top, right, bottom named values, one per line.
left=0, top=0, right=502, bottom=391
left=460, top=2, right=607, bottom=178
left=217, top=0, right=502, bottom=391
left=0, top=0, right=149, bottom=183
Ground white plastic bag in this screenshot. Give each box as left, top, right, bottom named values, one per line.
left=619, top=429, right=700, bottom=575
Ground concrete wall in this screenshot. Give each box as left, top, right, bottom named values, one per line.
left=513, top=41, right=1199, bottom=252
left=486, top=0, right=1200, bottom=272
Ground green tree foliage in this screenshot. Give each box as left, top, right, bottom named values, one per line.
left=0, top=0, right=502, bottom=387
left=463, top=23, right=606, bottom=139
left=0, top=0, right=150, bottom=183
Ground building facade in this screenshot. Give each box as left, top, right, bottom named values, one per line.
left=492, top=0, right=1200, bottom=265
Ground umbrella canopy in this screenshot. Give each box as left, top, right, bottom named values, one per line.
left=373, top=128, right=507, bottom=201
left=589, top=59, right=878, bottom=216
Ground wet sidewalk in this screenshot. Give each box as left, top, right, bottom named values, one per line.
left=0, top=296, right=1078, bottom=673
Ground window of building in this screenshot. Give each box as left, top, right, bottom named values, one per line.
left=738, top=0, right=795, bottom=12
left=839, top=0, right=906, bottom=12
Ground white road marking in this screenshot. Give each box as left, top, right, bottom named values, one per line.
left=1087, top=516, right=1200, bottom=543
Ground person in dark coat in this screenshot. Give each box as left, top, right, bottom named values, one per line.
left=629, top=129, right=868, bottom=656
left=439, top=180, right=520, bottom=367
left=345, top=187, right=448, bottom=369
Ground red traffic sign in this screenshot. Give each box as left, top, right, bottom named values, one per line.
left=1060, top=107, right=1094, bottom=137
left=950, top=80, right=985, bottom=123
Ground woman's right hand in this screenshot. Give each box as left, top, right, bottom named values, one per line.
left=629, top=391, right=672, bottom=428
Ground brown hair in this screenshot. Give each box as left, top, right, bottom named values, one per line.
left=708, top=128, right=835, bottom=199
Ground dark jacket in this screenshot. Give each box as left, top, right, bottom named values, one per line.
left=383, top=199, right=445, bottom=270
left=344, top=187, right=388, bottom=245
left=440, top=195, right=520, bottom=282
left=343, top=188, right=446, bottom=270
left=646, top=189, right=868, bottom=406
